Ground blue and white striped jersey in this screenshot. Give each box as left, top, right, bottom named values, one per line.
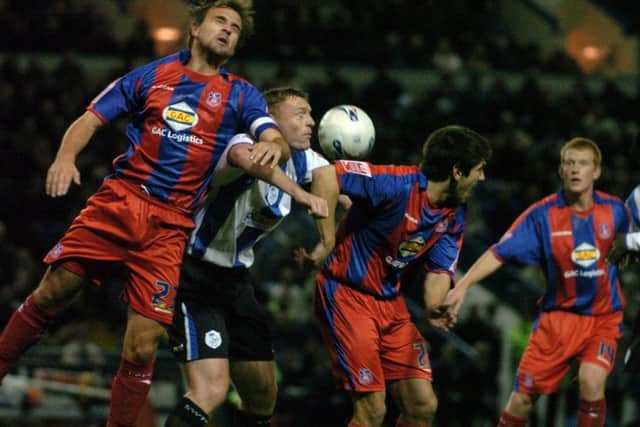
left=187, top=133, right=329, bottom=267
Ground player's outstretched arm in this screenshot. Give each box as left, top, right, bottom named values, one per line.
left=424, top=272, right=456, bottom=332
left=46, top=110, right=103, bottom=198
left=445, top=249, right=504, bottom=317
left=608, top=232, right=640, bottom=268
left=248, top=128, right=291, bottom=168
left=294, top=165, right=339, bottom=269
left=228, top=144, right=328, bottom=218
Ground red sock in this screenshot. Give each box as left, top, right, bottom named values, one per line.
left=107, top=357, right=155, bottom=427
left=396, top=417, right=430, bottom=427
left=0, top=294, right=54, bottom=380
left=577, top=398, right=606, bottom=427
left=497, top=410, right=527, bottom=427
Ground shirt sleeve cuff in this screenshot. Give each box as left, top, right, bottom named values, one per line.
left=626, top=232, right=640, bottom=251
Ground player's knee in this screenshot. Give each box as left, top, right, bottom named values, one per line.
left=403, top=393, right=438, bottom=420
left=507, top=392, right=534, bottom=416
left=189, top=381, right=229, bottom=412
left=353, top=395, right=386, bottom=426
left=242, top=377, right=277, bottom=412
left=124, top=330, right=163, bottom=364
left=578, top=373, right=606, bottom=399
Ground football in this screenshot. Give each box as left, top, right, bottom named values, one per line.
left=317, top=105, right=375, bottom=160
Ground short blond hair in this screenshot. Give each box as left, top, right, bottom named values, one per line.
left=560, top=137, right=602, bottom=167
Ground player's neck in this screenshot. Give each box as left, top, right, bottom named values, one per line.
left=426, top=179, right=450, bottom=208
left=186, top=47, right=226, bottom=76
left=564, top=189, right=594, bottom=212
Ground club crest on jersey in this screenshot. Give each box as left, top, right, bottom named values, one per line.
left=435, top=218, right=448, bottom=233
left=598, top=223, right=612, bottom=239
left=398, top=235, right=426, bottom=258
left=163, top=101, right=199, bottom=132
left=205, top=330, right=222, bottom=349
left=357, top=368, right=373, bottom=385
left=571, top=242, right=600, bottom=267
left=206, top=91, right=222, bottom=108
left=46, top=243, right=64, bottom=260
left=266, top=185, right=281, bottom=205
left=523, top=373, right=534, bottom=389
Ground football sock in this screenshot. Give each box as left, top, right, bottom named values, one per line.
left=497, top=410, right=527, bottom=427
left=233, top=409, right=272, bottom=426
left=107, top=357, right=155, bottom=426
left=0, top=294, right=54, bottom=380
left=164, top=397, right=209, bottom=427
left=577, top=398, right=606, bottom=427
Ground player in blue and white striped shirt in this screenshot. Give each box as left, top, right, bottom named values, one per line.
left=166, top=87, right=328, bottom=426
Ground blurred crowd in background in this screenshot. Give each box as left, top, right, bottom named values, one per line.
left=1, top=0, right=640, bottom=426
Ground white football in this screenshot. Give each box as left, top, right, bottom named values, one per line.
left=317, top=105, right=375, bottom=160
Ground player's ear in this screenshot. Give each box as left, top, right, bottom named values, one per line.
left=593, top=164, right=601, bottom=180
left=451, top=165, right=463, bottom=181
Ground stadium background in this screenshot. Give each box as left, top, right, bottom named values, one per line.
left=0, top=0, right=639, bottom=425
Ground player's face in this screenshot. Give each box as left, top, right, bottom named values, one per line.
left=271, top=96, right=315, bottom=151
left=191, top=7, right=242, bottom=60
left=455, top=161, right=486, bottom=202
left=559, top=148, right=600, bottom=195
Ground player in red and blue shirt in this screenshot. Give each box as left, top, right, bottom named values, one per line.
left=0, top=3, right=289, bottom=427
left=305, top=125, right=491, bottom=427
left=446, top=137, right=631, bottom=427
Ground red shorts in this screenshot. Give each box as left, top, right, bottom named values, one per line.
left=514, top=310, right=623, bottom=395
left=314, top=274, right=432, bottom=392
left=43, top=179, right=194, bottom=325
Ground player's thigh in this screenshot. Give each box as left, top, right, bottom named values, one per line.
left=33, top=265, right=84, bottom=308
left=124, top=201, right=192, bottom=326
left=352, top=390, right=387, bottom=425
left=314, top=280, right=386, bottom=391
left=226, top=280, right=274, bottom=362
left=183, top=357, right=230, bottom=396
left=388, top=378, right=437, bottom=415
left=578, top=311, right=622, bottom=373
left=168, top=291, right=230, bottom=363
left=516, top=312, right=581, bottom=394
left=379, top=311, right=432, bottom=383
left=577, top=362, right=608, bottom=399
left=230, top=360, right=277, bottom=413
left=230, top=360, right=276, bottom=395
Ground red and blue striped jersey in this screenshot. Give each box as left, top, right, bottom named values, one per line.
left=88, top=50, right=277, bottom=214
left=492, top=191, right=631, bottom=315
left=322, top=161, right=466, bottom=298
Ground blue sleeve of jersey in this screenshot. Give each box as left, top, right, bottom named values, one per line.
left=493, top=208, right=542, bottom=265
left=89, top=66, right=147, bottom=122
left=338, top=165, right=410, bottom=207
left=238, top=83, right=278, bottom=139
left=627, top=187, right=640, bottom=229
left=424, top=227, right=463, bottom=276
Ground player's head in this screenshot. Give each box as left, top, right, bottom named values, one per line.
left=264, top=87, right=314, bottom=151
left=187, top=0, right=255, bottom=58
left=558, top=137, right=601, bottom=194
left=421, top=125, right=491, bottom=205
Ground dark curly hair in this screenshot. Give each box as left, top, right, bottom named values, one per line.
left=420, top=125, right=491, bottom=181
